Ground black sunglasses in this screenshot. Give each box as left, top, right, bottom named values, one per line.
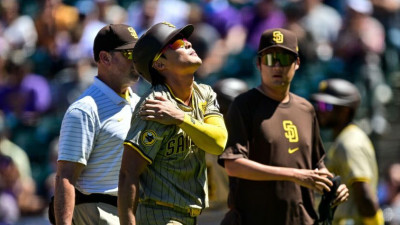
left=259, top=52, right=297, bottom=67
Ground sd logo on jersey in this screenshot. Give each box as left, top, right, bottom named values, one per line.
left=141, top=130, right=157, bottom=146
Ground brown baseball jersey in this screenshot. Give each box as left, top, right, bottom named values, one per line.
left=218, top=88, right=326, bottom=225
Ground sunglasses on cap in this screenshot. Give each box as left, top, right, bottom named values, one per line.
left=153, top=38, right=187, bottom=62
left=313, top=101, right=334, bottom=113
left=259, top=52, right=297, bottom=67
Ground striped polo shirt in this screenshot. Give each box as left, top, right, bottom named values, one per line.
left=58, top=76, right=139, bottom=196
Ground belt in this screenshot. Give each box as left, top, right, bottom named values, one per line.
left=75, top=189, right=118, bottom=207
left=140, top=199, right=202, bottom=217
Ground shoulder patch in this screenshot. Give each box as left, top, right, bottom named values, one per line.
left=141, top=130, right=158, bottom=146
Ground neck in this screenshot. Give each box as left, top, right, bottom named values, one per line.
left=333, top=121, right=352, bottom=139
left=258, top=84, right=290, bottom=103
left=165, top=74, right=194, bottom=105
left=98, top=74, right=130, bottom=95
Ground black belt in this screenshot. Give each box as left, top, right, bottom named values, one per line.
left=75, top=189, right=118, bottom=207
left=48, top=189, right=117, bottom=224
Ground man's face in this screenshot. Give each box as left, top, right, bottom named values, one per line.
left=155, top=37, right=202, bottom=75
left=313, top=101, right=338, bottom=128
left=257, top=47, right=299, bottom=89
left=110, top=49, right=140, bottom=83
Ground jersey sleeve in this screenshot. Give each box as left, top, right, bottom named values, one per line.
left=58, top=108, right=96, bottom=165
left=311, top=114, right=326, bottom=169
left=218, top=99, right=249, bottom=166
left=203, top=85, right=222, bottom=118
left=124, top=105, right=174, bottom=165
left=330, top=140, right=374, bottom=184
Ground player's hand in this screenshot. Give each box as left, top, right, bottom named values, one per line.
left=331, top=184, right=349, bottom=207
left=292, top=169, right=334, bottom=194
left=139, top=95, right=185, bottom=125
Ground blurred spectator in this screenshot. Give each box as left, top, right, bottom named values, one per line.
left=300, top=0, right=342, bottom=62
left=77, top=0, right=109, bottom=59
left=0, top=154, right=19, bottom=224
left=282, top=1, right=323, bottom=99
left=33, top=0, right=79, bottom=78
left=0, top=57, right=53, bottom=191
left=380, top=163, right=400, bottom=224
left=333, top=0, right=390, bottom=137
left=241, top=0, right=286, bottom=51
left=201, top=0, right=242, bottom=38
left=334, top=0, right=385, bottom=74
left=0, top=58, right=51, bottom=126
left=128, top=0, right=189, bottom=36
left=0, top=0, right=38, bottom=58
left=371, top=0, right=400, bottom=74
left=0, top=110, right=31, bottom=181
left=126, top=0, right=159, bottom=35
left=0, top=111, right=47, bottom=220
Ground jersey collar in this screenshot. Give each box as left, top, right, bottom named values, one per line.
left=93, top=76, right=131, bottom=105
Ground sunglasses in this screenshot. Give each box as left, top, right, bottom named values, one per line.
left=314, top=101, right=334, bottom=112
left=260, top=52, right=297, bottom=67
left=153, top=38, right=187, bottom=62
left=111, top=49, right=133, bottom=60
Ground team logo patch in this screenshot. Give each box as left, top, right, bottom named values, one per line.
left=283, top=120, right=298, bottom=142
left=127, top=27, right=138, bottom=39
left=141, top=130, right=157, bottom=146
left=319, top=80, right=328, bottom=92
left=273, top=31, right=284, bottom=44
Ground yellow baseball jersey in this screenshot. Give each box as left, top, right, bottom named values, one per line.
left=124, top=82, right=222, bottom=210
left=326, top=124, right=381, bottom=225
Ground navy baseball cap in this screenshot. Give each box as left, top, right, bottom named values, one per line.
left=258, top=28, right=298, bottom=56
left=93, top=24, right=139, bottom=62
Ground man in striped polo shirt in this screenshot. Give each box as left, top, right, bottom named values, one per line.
left=54, top=24, right=140, bottom=225
left=118, top=22, right=228, bottom=225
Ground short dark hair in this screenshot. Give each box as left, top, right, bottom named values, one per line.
left=149, top=66, right=165, bottom=86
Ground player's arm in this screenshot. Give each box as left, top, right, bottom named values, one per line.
left=178, top=114, right=227, bottom=155
left=139, top=95, right=228, bottom=155
left=224, top=158, right=333, bottom=194
left=118, top=144, right=149, bottom=225
left=54, top=161, right=85, bottom=225
left=353, top=181, right=383, bottom=223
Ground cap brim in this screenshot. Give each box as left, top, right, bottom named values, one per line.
left=310, top=93, right=353, bottom=107
left=115, top=41, right=137, bottom=50
left=162, top=24, right=194, bottom=50
left=258, top=46, right=298, bottom=55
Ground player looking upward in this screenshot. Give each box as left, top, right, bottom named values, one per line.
left=118, top=22, right=228, bottom=225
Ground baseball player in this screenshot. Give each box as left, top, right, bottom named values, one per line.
left=218, top=28, right=349, bottom=225
left=118, top=22, right=228, bottom=225
left=311, top=79, right=384, bottom=225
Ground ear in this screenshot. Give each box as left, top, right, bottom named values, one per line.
left=294, top=57, right=300, bottom=70
left=99, top=51, right=111, bottom=65
left=152, top=61, right=165, bottom=71
left=256, top=57, right=261, bottom=71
